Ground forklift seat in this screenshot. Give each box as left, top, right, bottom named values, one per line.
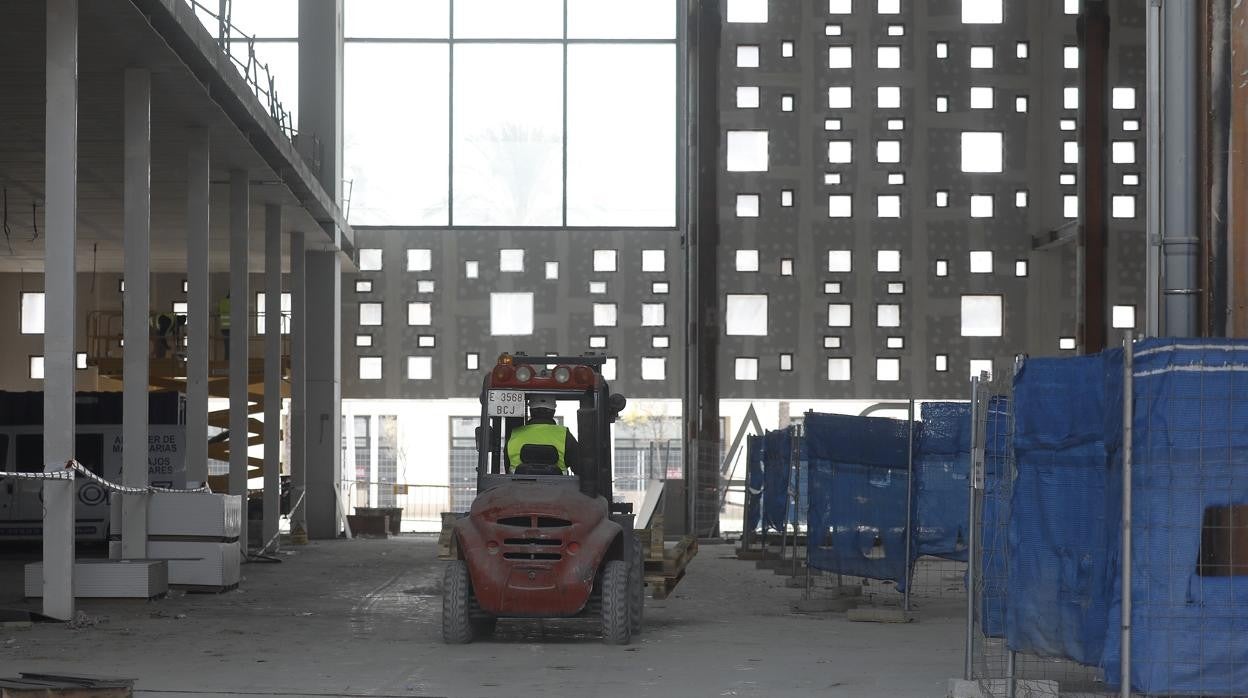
left=513, top=444, right=565, bottom=476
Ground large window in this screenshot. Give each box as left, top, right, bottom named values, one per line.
left=448, top=416, right=479, bottom=511
left=344, top=0, right=678, bottom=228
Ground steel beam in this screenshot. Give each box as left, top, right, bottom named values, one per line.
left=186, top=129, right=210, bottom=485
left=229, top=169, right=250, bottom=554
left=42, top=0, right=78, bottom=621
left=684, top=0, right=722, bottom=538
left=1078, top=1, right=1110, bottom=353
left=262, top=205, right=282, bottom=553
left=1230, top=0, right=1248, bottom=334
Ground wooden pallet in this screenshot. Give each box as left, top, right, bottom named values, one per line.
left=437, top=512, right=461, bottom=560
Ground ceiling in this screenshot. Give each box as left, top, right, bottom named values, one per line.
left=0, top=0, right=339, bottom=273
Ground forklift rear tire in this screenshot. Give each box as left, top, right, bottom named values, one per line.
left=442, top=560, right=475, bottom=644
left=600, top=559, right=632, bottom=645
left=629, top=537, right=644, bottom=635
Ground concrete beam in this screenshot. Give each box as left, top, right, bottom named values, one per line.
left=297, top=0, right=344, bottom=205
left=228, top=169, right=250, bottom=554
left=122, top=67, right=152, bottom=560
left=42, top=0, right=78, bottom=621
left=185, top=129, right=210, bottom=485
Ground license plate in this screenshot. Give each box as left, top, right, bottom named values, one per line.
left=487, top=390, right=526, bottom=418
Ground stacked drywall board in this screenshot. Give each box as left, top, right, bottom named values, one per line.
left=114, top=492, right=243, bottom=589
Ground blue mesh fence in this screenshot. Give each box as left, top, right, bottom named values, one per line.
left=805, top=411, right=915, bottom=589
left=760, top=427, right=806, bottom=533
left=745, top=433, right=763, bottom=534
left=979, top=395, right=1013, bottom=640
left=1101, top=339, right=1248, bottom=696
left=915, top=402, right=971, bottom=562
left=1005, top=352, right=1120, bottom=667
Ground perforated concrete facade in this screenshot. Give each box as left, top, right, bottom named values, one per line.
left=341, top=0, right=1147, bottom=402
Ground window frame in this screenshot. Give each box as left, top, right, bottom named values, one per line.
left=342, top=0, right=684, bottom=230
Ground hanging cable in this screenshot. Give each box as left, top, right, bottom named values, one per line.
left=30, top=200, right=39, bottom=243
left=2, top=187, right=14, bottom=255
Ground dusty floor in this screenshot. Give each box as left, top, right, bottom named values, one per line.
left=1, top=537, right=964, bottom=697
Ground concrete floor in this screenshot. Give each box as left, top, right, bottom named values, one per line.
left=1, top=538, right=964, bottom=697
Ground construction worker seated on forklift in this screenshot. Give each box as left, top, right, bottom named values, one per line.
left=505, top=395, right=580, bottom=475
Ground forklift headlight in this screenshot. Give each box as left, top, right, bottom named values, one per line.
left=515, top=366, right=534, bottom=383
left=553, top=366, right=571, bottom=384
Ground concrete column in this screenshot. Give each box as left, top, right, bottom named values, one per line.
left=185, top=130, right=210, bottom=485
left=305, top=249, right=341, bottom=539
left=228, top=170, right=250, bottom=554
left=289, top=231, right=307, bottom=539
left=121, top=68, right=152, bottom=560
left=42, top=0, right=78, bottom=621
left=298, top=0, right=344, bottom=203
left=262, top=205, right=282, bottom=552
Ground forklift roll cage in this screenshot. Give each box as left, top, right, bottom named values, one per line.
left=476, top=353, right=629, bottom=515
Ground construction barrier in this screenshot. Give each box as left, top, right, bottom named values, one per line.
left=967, top=339, right=1248, bottom=697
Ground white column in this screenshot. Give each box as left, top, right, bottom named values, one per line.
left=289, top=231, right=307, bottom=539
left=121, top=67, right=151, bottom=560
left=42, top=0, right=78, bottom=621
left=228, top=170, right=250, bottom=554
left=262, top=205, right=282, bottom=552
left=185, top=129, right=210, bottom=485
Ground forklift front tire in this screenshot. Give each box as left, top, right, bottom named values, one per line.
left=442, top=560, right=475, bottom=644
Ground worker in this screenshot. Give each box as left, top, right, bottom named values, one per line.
left=506, top=395, right=579, bottom=475
left=218, top=292, right=230, bottom=359
left=151, top=311, right=177, bottom=359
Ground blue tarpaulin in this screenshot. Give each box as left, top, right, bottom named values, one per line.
left=980, top=395, right=1012, bottom=639
left=1006, top=352, right=1119, bottom=666
left=745, top=434, right=763, bottom=533
left=761, top=428, right=806, bottom=532
left=915, top=402, right=971, bottom=561
left=805, top=412, right=915, bottom=588
left=1101, top=339, right=1248, bottom=695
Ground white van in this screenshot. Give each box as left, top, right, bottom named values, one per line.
left=0, top=392, right=187, bottom=542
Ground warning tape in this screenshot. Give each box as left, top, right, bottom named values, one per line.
left=0, top=460, right=209, bottom=494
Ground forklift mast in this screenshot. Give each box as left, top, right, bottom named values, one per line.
left=477, top=353, right=626, bottom=508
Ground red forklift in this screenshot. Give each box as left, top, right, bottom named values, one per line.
left=441, top=353, right=645, bottom=644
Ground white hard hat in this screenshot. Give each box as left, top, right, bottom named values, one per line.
left=529, top=395, right=557, bottom=412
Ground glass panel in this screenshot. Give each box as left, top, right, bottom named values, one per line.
left=228, top=0, right=298, bottom=38
left=345, top=43, right=450, bottom=225
left=453, top=44, right=563, bottom=225
left=567, top=0, right=676, bottom=39
left=454, top=0, right=563, bottom=38
left=567, top=45, right=676, bottom=226
left=345, top=0, right=449, bottom=38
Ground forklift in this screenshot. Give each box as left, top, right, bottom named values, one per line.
left=440, top=353, right=645, bottom=644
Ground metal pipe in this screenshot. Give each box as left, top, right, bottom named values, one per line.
left=1229, top=0, right=1248, bottom=334
left=903, top=398, right=915, bottom=613
left=964, top=376, right=981, bottom=681
left=1145, top=0, right=1162, bottom=336
left=1162, top=0, right=1201, bottom=336
left=792, top=425, right=801, bottom=580
left=1121, top=332, right=1134, bottom=697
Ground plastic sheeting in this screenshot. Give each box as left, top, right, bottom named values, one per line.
left=1005, top=352, right=1119, bottom=666
left=980, top=395, right=1012, bottom=639
left=915, top=402, right=971, bottom=561
left=745, top=433, right=763, bottom=534
left=761, top=428, right=805, bottom=532
left=1101, top=339, right=1248, bottom=695
left=805, top=412, right=915, bottom=588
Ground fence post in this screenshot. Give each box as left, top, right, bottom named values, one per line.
left=904, top=398, right=915, bottom=613
left=792, top=424, right=802, bottom=580
left=965, top=375, right=982, bottom=681
left=1121, top=332, right=1133, bottom=698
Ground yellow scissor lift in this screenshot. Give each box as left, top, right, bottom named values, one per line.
left=85, top=310, right=291, bottom=492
